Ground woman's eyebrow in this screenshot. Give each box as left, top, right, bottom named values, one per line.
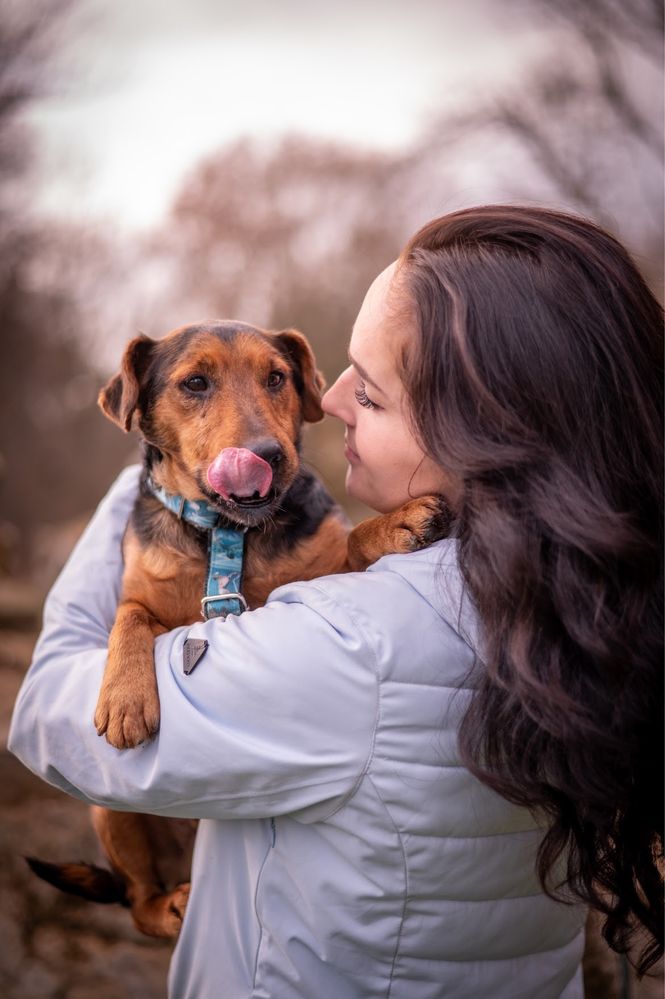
left=348, top=351, right=384, bottom=394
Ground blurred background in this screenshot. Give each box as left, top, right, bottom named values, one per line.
left=0, top=0, right=662, bottom=996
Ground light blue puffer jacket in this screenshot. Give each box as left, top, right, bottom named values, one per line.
left=9, top=466, right=586, bottom=998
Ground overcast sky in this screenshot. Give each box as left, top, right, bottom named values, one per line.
left=25, top=0, right=550, bottom=229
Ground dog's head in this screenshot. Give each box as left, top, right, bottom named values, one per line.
left=99, top=321, right=325, bottom=526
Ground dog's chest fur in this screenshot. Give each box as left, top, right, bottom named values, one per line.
left=121, top=472, right=350, bottom=631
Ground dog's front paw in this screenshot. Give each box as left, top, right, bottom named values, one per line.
left=348, top=495, right=454, bottom=570
left=392, top=495, right=454, bottom=552
left=94, top=680, right=161, bottom=749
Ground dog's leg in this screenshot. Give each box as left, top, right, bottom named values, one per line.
left=347, top=495, right=454, bottom=571
left=94, top=600, right=166, bottom=749
left=92, top=807, right=191, bottom=939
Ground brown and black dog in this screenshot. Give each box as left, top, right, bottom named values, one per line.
left=28, top=320, right=449, bottom=938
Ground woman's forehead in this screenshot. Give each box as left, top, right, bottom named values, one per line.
left=350, top=262, right=410, bottom=385
left=361, top=262, right=400, bottom=320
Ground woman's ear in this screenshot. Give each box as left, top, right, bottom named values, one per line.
left=98, top=334, right=155, bottom=432
left=274, top=329, right=326, bottom=423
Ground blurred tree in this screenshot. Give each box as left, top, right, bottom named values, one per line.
left=0, top=0, right=135, bottom=576
left=159, top=138, right=404, bottom=363
left=419, top=0, right=664, bottom=296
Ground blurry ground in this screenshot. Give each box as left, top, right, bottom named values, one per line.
left=0, top=579, right=172, bottom=999
left=0, top=576, right=662, bottom=999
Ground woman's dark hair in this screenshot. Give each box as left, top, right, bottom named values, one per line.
left=399, top=205, right=663, bottom=975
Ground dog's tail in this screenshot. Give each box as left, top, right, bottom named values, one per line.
left=25, top=856, right=129, bottom=906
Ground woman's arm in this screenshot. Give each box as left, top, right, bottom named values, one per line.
left=8, top=468, right=378, bottom=821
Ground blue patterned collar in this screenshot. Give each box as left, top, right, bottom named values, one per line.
left=148, top=479, right=247, bottom=620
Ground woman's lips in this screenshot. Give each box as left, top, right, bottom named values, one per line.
left=344, top=440, right=360, bottom=464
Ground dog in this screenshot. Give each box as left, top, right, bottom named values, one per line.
left=27, top=320, right=450, bottom=938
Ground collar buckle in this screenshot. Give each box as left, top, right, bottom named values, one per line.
left=201, top=591, right=249, bottom=620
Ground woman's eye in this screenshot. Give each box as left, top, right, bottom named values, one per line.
left=182, top=375, right=209, bottom=393
left=354, top=383, right=378, bottom=410
left=267, top=371, right=285, bottom=389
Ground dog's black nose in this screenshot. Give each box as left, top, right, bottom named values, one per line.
left=246, top=438, right=284, bottom=469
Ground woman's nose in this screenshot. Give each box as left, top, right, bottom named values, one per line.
left=322, top=366, right=354, bottom=423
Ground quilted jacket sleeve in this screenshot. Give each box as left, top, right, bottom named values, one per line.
left=8, top=467, right=378, bottom=820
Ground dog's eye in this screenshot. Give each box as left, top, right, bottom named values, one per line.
left=182, top=375, right=209, bottom=393
left=267, top=371, right=285, bottom=389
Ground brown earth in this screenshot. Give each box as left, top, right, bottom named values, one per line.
left=0, top=577, right=662, bottom=999
left=0, top=580, right=172, bottom=999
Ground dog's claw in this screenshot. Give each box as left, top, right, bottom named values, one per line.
left=94, top=704, right=109, bottom=736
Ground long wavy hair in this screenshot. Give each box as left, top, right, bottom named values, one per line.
left=399, top=206, right=663, bottom=975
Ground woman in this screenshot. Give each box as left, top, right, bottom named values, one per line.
left=10, top=206, right=663, bottom=998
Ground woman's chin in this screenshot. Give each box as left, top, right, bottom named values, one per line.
left=345, top=467, right=371, bottom=507
left=345, top=468, right=393, bottom=514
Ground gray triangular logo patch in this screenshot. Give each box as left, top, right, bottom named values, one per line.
left=183, top=638, right=209, bottom=675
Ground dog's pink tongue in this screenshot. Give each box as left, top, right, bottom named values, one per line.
left=207, top=448, right=273, bottom=501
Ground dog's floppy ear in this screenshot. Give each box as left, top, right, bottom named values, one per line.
left=275, top=329, right=326, bottom=423
left=98, top=334, right=155, bottom=432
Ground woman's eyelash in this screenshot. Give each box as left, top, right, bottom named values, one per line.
left=354, top=383, right=378, bottom=410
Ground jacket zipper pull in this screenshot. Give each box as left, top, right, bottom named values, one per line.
left=270, top=818, right=276, bottom=847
